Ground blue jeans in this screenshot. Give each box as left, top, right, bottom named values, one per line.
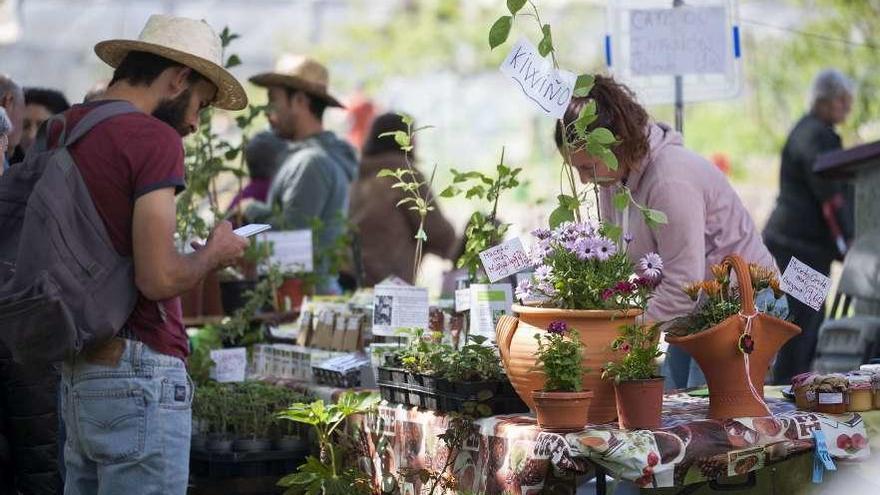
left=663, top=345, right=706, bottom=390
left=61, top=339, right=193, bottom=495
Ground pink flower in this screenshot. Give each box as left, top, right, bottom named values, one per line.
left=614, top=281, right=636, bottom=293
left=620, top=343, right=632, bottom=353
left=601, top=288, right=615, bottom=300
left=547, top=321, right=568, bottom=335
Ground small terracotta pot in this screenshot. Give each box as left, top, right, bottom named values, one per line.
left=532, top=390, right=593, bottom=432
left=275, top=278, right=306, bottom=312
left=614, top=377, right=664, bottom=430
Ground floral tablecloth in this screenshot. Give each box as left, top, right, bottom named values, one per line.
left=346, top=393, right=871, bottom=494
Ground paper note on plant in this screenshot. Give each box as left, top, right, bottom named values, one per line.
left=371, top=283, right=429, bottom=336
left=265, top=230, right=313, bottom=273
left=780, top=257, right=831, bottom=311
left=455, top=288, right=471, bottom=312
left=479, top=237, right=532, bottom=283
left=469, top=284, right=513, bottom=341
left=500, top=37, right=576, bottom=119
left=210, top=347, right=247, bottom=383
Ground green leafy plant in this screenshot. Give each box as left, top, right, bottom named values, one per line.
left=276, top=391, right=380, bottom=495
left=601, top=323, right=663, bottom=383
left=440, top=149, right=521, bottom=283
left=438, top=335, right=503, bottom=382
left=216, top=263, right=285, bottom=346
left=376, top=114, right=438, bottom=282
left=533, top=321, right=585, bottom=392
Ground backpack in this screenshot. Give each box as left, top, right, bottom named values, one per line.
left=0, top=101, right=140, bottom=365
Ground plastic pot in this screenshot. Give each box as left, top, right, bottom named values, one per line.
left=219, top=280, right=258, bottom=315
left=233, top=437, right=272, bottom=452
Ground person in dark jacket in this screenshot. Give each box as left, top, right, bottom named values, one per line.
left=349, top=113, right=458, bottom=286
left=764, top=68, right=855, bottom=384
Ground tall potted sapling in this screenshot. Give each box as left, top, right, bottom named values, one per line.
left=601, top=323, right=664, bottom=429
left=531, top=321, right=592, bottom=431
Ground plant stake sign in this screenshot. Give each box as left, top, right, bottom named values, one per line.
left=479, top=237, right=532, bottom=283
left=210, top=347, right=247, bottom=383
left=500, top=37, right=576, bottom=119
left=779, top=257, right=831, bottom=311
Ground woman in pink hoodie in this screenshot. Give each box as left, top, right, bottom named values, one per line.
left=554, top=76, right=775, bottom=389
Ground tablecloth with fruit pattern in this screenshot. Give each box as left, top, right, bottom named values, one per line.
left=346, top=393, right=870, bottom=494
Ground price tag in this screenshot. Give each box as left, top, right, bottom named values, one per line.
left=817, top=392, right=843, bottom=405
left=479, top=237, right=532, bottom=283
left=780, top=257, right=831, bottom=311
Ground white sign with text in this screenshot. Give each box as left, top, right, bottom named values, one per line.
left=780, top=257, right=831, bottom=311
left=371, top=283, right=430, bottom=337
left=455, top=288, right=471, bottom=312
left=500, top=37, right=576, bottom=119
left=479, top=237, right=532, bottom=283
left=629, top=6, right=728, bottom=76
left=265, top=230, right=313, bottom=273
left=469, top=284, right=514, bottom=342
left=210, top=347, right=247, bottom=383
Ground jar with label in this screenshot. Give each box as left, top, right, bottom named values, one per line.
left=846, top=373, right=874, bottom=412
left=859, top=365, right=880, bottom=409
left=814, top=374, right=849, bottom=414
left=791, top=372, right=818, bottom=410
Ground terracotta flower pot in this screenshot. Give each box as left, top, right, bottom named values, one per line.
left=275, top=277, right=306, bottom=312
left=496, top=304, right=642, bottom=424
left=665, top=255, right=801, bottom=419
left=532, top=390, right=593, bottom=432
left=614, top=377, right=664, bottom=430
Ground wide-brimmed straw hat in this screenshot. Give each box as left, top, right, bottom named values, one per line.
left=94, top=14, right=248, bottom=111
left=249, top=55, right=343, bottom=108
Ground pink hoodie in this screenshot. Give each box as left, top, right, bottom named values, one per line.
left=599, top=123, right=775, bottom=321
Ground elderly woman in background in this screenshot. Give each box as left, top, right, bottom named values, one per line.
left=349, top=113, right=458, bottom=286
left=764, top=69, right=855, bottom=384
left=0, top=107, right=12, bottom=175
left=555, top=75, right=775, bottom=390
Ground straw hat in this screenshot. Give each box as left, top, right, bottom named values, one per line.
left=94, top=14, right=248, bottom=111
left=249, top=55, right=343, bottom=108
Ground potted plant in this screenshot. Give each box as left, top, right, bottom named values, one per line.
left=663, top=255, right=799, bottom=419
left=197, top=383, right=233, bottom=452
left=232, top=383, right=274, bottom=452
left=601, top=323, right=664, bottom=429
left=531, top=321, right=592, bottom=432
left=497, top=221, right=662, bottom=422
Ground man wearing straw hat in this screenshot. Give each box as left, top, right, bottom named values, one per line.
left=247, top=55, right=357, bottom=293
left=54, top=15, right=249, bottom=494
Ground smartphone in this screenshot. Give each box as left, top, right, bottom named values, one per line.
left=233, top=224, right=272, bottom=238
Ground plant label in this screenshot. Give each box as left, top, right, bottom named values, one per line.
left=210, top=347, right=247, bottom=383
left=265, top=230, right=313, bottom=273
left=371, top=283, right=429, bottom=337
left=779, top=257, right=831, bottom=311
left=500, top=37, right=576, bottom=119
left=455, top=288, right=471, bottom=312
left=479, top=237, right=532, bottom=283
left=469, top=284, right=513, bottom=342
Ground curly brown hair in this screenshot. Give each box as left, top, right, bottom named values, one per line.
left=554, top=75, right=650, bottom=171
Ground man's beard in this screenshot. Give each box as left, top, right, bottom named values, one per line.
left=153, top=88, right=192, bottom=137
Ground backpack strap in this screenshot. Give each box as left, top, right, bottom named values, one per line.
left=31, top=113, right=67, bottom=154
left=64, top=101, right=140, bottom=147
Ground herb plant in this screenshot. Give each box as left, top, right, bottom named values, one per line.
left=601, top=323, right=663, bottom=383
left=533, top=321, right=585, bottom=392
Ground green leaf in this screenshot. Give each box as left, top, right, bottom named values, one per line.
left=556, top=194, right=580, bottom=211
left=400, top=113, right=414, bottom=127
left=605, top=223, right=623, bottom=243
left=643, top=209, right=668, bottom=228
left=549, top=205, right=575, bottom=228
left=439, top=185, right=460, bottom=198
left=396, top=197, right=416, bottom=207
left=538, top=24, right=553, bottom=56
left=392, top=131, right=410, bottom=149
left=597, top=147, right=619, bottom=171
left=376, top=168, right=397, bottom=178
left=225, top=54, right=241, bottom=68
left=489, top=16, right=512, bottom=50
left=507, top=0, right=527, bottom=15
left=589, top=127, right=616, bottom=145
left=415, top=227, right=428, bottom=242
left=613, top=190, right=630, bottom=211
left=573, top=74, right=595, bottom=97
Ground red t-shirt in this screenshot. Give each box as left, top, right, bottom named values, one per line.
left=50, top=101, right=189, bottom=359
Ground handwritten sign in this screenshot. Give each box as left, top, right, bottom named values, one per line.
left=780, top=257, right=831, bottom=311
left=265, top=230, right=313, bottom=273
left=500, top=37, right=576, bottom=119
left=629, top=6, right=727, bottom=76
left=455, top=288, right=471, bottom=312
left=479, top=237, right=532, bottom=283
left=210, top=347, right=247, bottom=383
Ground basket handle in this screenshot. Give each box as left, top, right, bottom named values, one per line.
left=723, top=254, right=756, bottom=316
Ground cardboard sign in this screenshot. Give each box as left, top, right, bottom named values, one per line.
left=210, top=347, right=247, bottom=383
left=265, top=230, right=313, bottom=273
left=500, top=37, right=576, bottom=119
left=469, top=284, right=513, bottom=341
left=372, top=283, right=429, bottom=337
left=479, top=237, right=532, bottom=283
left=780, top=257, right=831, bottom=311
left=629, top=6, right=727, bottom=76
left=455, top=288, right=471, bottom=312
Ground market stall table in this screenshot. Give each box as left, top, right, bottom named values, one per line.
left=346, top=391, right=871, bottom=494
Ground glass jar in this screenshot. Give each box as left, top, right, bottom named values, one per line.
left=846, top=373, right=874, bottom=412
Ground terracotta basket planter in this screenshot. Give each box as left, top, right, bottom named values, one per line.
left=532, top=390, right=593, bottom=432
left=496, top=304, right=642, bottom=424
left=665, top=255, right=801, bottom=419
left=614, top=377, right=664, bottom=430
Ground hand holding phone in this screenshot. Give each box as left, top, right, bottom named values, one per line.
left=233, top=224, right=272, bottom=238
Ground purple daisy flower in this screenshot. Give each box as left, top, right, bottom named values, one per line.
left=536, top=280, right=557, bottom=297
left=531, top=227, right=551, bottom=240
left=534, top=265, right=553, bottom=282
left=573, top=237, right=597, bottom=261
left=529, top=240, right=551, bottom=265
left=594, top=237, right=618, bottom=261
left=515, top=279, right=533, bottom=301
left=547, top=320, right=568, bottom=335
left=623, top=233, right=634, bottom=244
left=638, top=252, right=664, bottom=280
left=573, top=221, right=597, bottom=238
